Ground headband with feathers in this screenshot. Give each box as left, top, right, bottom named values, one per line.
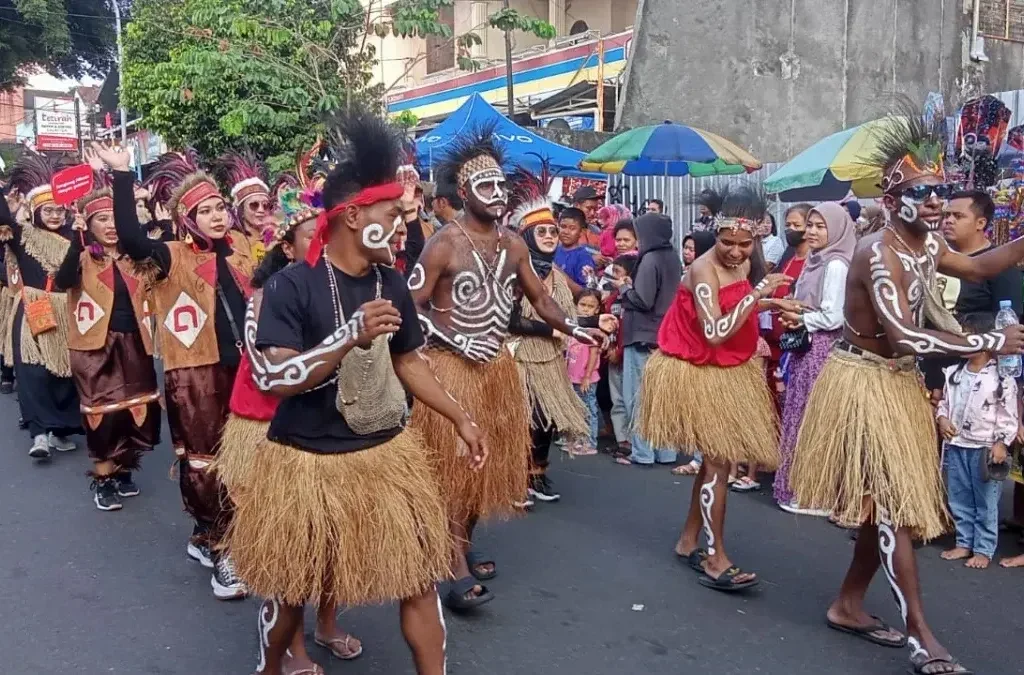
left=145, top=149, right=226, bottom=245
left=213, top=150, right=270, bottom=203
left=433, top=121, right=506, bottom=189
left=866, top=96, right=946, bottom=192
left=715, top=183, right=769, bottom=234
left=321, top=110, right=404, bottom=210
left=9, top=153, right=67, bottom=212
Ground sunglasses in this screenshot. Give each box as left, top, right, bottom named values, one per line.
left=534, top=225, right=558, bottom=237
left=246, top=200, right=272, bottom=212
left=901, top=183, right=956, bottom=201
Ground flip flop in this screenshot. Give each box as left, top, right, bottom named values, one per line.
left=314, top=634, right=363, bottom=660
left=908, top=653, right=974, bottom=675
left=826, top=615, right=907, bottom=648
left=671, top=461, right=701, bottom=476
left=676, top=547, right=708, bottom=573
left=697, top=565, right=759, bottom=592
left=466, top=550, right=497, bottom=581
left=442, top=576, right=494, bottom=612
left=731, top=477, right=761, bottom=492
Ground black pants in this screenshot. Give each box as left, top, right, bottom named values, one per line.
left=1, top=364, right=13, bottom=382
left=530, top=405, right=555, bottom=474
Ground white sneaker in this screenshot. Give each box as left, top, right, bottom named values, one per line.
left=211, top=554, right=247, bottom=600
left=187, top=542, right=215, bottom=569
left=28, top=434, right=50, bottom=459
left=778, top=500, right=830, bottom=517
left=48, top=432, right=76, bottom=452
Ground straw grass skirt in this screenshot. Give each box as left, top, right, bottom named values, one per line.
left=219, top=428, right=451, bottom=607
left=515, top=357, right=588, bottom=436
left=412, top=348, right=530, bottom=521
left=636, top=351, right=779, bottom=468
left=790, top=348, right=948, bottom=541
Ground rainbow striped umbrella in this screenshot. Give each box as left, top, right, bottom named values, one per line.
left=763, top=118, right=907, bottom=200
left=579, top=121, right=762, bottom=177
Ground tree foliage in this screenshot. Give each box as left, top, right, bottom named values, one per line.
left=122, top=0, right=554, bottom=171
left=0, top=0, right=124, bottom=90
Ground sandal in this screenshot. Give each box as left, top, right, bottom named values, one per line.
left=697, top=565, right=760, bottom=592
left=314, top=633, right=363, bottom=661
left=442, top=576, right=494, bottom=611
left=671, top=461, right=701, bottom=476
left=731, top=476, right=761, bottom=492
left=676, top=547, right=708, bottom=573
left=826, top=615, right=907, bottom=648
left=466, top=550, right=497, bottom=580
left=908, top=652, right=973, bottom=675
left=284, top=666, right=325, bottom=675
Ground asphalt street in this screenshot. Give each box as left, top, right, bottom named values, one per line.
left=2, top=386, right=1023, bottom=675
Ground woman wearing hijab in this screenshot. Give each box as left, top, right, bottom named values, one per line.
left=508, top=196, right=589, bottom=504
left=772, top=202, right=856, bottom=515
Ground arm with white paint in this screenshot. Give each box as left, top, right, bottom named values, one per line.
left=690, top=262, right=786, bottom=347
left=867, top=241, right=1010, bottom=356
left=936, top=234, right=1024, bottom=283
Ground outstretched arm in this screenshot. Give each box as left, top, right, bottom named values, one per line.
left=936, top=234, right=1024, bottom=283
left=690, top=262, right=786, bottom=346
left=513, top=237, right=601, bottom=346
left=868, top=241, right=1013, bottom=355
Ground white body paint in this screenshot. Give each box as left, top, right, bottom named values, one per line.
left=362, top=216, right=400, bottom=264
left=699, top=473, right=719, bottom=556
left=468, top=167, right=507, bottom=208
left=693, top=279, right=766, bottom=342
left=255, top=598, right=280, bottom=673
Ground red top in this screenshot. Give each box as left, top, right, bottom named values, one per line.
left=229, top=356, right=279, bottom=421
left=657, top=279, right=759, bottom=367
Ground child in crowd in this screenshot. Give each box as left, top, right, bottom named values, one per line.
left=567, top=289, right=604, bottom=456
left=555, top=207, right=597, bottom=287
left=603, top=256, right=637, bottom=460
left=597, top=223, right=639, bottom=292
left=597, top=204, right=633, bottom=262
left=936, top=312, right=1018, bottom=570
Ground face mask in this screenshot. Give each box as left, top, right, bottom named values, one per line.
left=785, top=230, right=805, bottom=246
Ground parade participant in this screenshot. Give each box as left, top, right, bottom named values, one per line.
left=54, top=159, right=161, bottom=511
left=791, top=105, right=1024, bottom=675
left=1, top=154, right=82, bottom=460
left=636, top=185, right=788, bottom=592
left=507, top=191, right=589, bottom=503
left=222, top=110, right=484, bottom=675
left=214, top=150, right=273, bottom=242
left=93, top=142, right=255, bottom=601
left=409, top=125, right=604, bottom=610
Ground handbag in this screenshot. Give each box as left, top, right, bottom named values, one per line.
left=778, top=327, right=811, bottom=354
left=23, top=275, right=57, bottom=337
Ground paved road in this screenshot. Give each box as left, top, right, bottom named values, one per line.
left=2, top=387, right=1022, bottom=675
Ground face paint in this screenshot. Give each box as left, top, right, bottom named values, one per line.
left=469, top=168, right=507, bottom=208
left=362, top=215, right=401, bottom=264
left=898, top=194, right=920, bottom=226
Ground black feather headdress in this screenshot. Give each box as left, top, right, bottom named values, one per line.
left=320, top=109, right=405, bottom=210
left=865, top=96, right=945, bottom=192
left=9, top=153, right=68, bottom=212
left=433, top=121, right=506, bottom=189
left=718, top=183, right=769, bottom=222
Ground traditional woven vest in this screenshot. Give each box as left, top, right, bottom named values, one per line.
left=66, top=254, right=155, bottom=354
left=149, top=235, right=255, bottom=372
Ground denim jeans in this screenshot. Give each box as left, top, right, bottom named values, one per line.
left=945, top=444, right=1001, bottom=558
left=573, top=384, right=599, bottom=449
left=607, top=363, right=628, bottom=444
left=622, top=345, right=677, bottom=465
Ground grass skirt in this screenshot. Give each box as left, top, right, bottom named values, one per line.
left=636, top=351, right=779, bottom=468
left=219, top=429, right=451, bottom=607
left=411, top=348, right=530, bottom=521
left=515, top=356, right=588, bottom=436
left=790, top=348, right=948, bottom=540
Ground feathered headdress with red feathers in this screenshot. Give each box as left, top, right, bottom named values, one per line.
left=213, top=150, right=270, bottom=205
left=144, top=149, right=225, bottom=246
left=507, top=167, right=555, bottom=232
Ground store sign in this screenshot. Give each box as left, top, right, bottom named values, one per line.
left=36, top=108, right=78, bottom=151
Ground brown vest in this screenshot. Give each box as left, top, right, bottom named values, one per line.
left=150, top=236, right=255, bottom=371
left=66, top=254, right=155, bottom=354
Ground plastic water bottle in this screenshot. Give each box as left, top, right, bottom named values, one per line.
left=996, top=300, right=1022, bottom=378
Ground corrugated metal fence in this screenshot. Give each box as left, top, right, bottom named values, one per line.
left=607, top=162, right=789, bottom=248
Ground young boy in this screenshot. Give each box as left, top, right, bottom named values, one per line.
left=936, top=312, right=1018, bottom=569
left=555, top=207, right=597, bottom=287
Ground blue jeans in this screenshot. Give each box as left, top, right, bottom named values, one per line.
left=622, top=345, right=677, bottom=465
left=573, top=384, right=599, bottom=449
left=945, top=444, right=1001, bottom=558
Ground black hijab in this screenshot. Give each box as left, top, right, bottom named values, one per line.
left=522, top=226, right=554, bottom=280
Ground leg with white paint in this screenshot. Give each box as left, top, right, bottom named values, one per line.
left=696, top=460, right=758, bottom=590
left=253, top=599, right=302, bottom=675
left=674, top=460, right=708, bottom=557
left=400, top=587, right=447, bottom=675
left=877, top=509, right=970, bottom=673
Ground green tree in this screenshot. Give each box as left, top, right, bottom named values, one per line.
left=121, top=0, right=554, bottom=171
left=0, top=0, right=124, bottom=90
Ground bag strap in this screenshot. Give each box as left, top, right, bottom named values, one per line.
left=44, top=274, right=53, bottom=294
left=214, top=282, right=243, bottom=351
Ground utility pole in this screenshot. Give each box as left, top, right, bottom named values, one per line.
left=111, top=0, right=127, bottom=146
left=502, top=0, right=514, bottom=118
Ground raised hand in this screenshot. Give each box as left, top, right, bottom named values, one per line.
left=89, top=141, right=130, bottom=172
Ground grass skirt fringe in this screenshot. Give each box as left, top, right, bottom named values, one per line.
left=213, top=415, right=271, bottom=494
left=219, top=429, right=451, bottom=607
left=790, top=350, right=948, bottom=541
left=636, top=351, right=779, bottom=468
left=412, top=348, right=529, bottom=521
left=516, top=357, right=588, bottom=436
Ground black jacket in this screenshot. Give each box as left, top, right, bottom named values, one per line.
left=621, top=213, right=681, bottom=347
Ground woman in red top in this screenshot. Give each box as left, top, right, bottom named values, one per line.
left=636, top=185, right=789, bottom=592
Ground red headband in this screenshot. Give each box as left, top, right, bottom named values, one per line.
left=83, top=196, right=113, bottom=219
left=178, top=181, right=222, bottom=215
left=305, top=182, right=404, bottom=266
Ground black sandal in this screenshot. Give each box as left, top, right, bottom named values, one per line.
left=826, top=615, right=907, bottom=648
left=676, top=548, right=708, bottom=574
left=466, top=550, right=497, bottom=581
left=697, top=565, right=760, bottom=592
left=908, top=652, right=973, bottom=675
left=442, top=576, right=494, bottom=611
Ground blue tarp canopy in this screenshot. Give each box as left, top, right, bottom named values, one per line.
left=415, top=93, right=603, bottom=179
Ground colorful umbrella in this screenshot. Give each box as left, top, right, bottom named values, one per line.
left=763, top=118, right=916, bottom=201
left=579, top=121, right=762, bottom=177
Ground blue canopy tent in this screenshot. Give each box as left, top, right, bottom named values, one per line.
left=415, top=93, right=603, bottom=179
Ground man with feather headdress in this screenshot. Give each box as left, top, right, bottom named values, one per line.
left=407, top=124, right=605, bottom=611
left=0, top=153, right=83, bottom=461
left=790, top=99, right=1024, bottom=675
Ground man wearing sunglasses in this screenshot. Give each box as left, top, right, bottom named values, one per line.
left=789, top=108, right=1024, bottom=675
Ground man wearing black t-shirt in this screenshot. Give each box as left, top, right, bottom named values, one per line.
left=924, top=190, right=1024, bottom=395
left=224, top=112, right=486, bottom=675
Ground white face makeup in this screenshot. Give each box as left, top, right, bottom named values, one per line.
left=469, top=167, right=508, bottom=208
left=362, top=215, right=401, bottom=264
